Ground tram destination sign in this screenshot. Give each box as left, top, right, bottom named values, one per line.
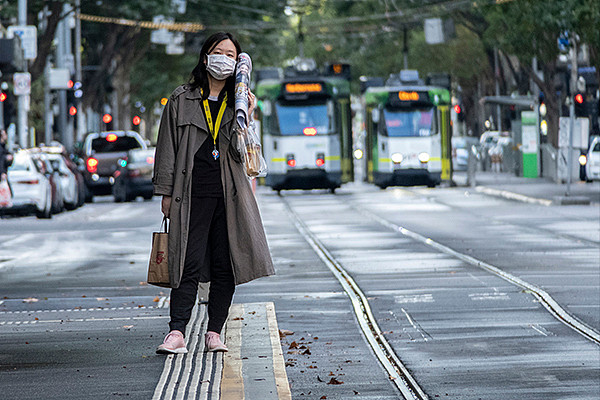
left=283, top=81, right=327, bottom=100
left=388, top=90, right=432, bottom=107
left=284, top=82, right=325, bottom=94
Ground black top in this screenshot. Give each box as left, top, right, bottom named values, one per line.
left=191, top=97, right=224, bottom=198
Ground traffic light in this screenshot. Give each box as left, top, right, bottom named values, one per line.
left=574, top=93, right=586, bottom=117
left=454, top=104, right=464, bottom=122
left=0, top=91, right=6, bottom=102
left=132, top=115, right=141, bottom=126
left=103, top=113, right=113, bottom=130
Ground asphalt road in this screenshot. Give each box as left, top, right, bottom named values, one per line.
left=1, top=184, right=599, bottom=400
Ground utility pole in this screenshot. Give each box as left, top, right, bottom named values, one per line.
left=17, top=0, right=29, bottom=149
left=566, top=39, right=577, bottom=196
left=56, top=2, right=74, bottom=150
left=494, top=47, right=502, bottom=133
left=74, top=0, right=84, bottom=142
left=403, top=26, right=409, bottom=70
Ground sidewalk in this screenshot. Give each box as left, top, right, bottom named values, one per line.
left=453, top=171, right=600, bottom=205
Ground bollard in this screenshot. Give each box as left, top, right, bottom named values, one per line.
left=467, top=145, right=478, bottom=187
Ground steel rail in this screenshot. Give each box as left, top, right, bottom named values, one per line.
left=349, top=201, right=600, bottom=346
left=282, top=196, right=429, bottom=400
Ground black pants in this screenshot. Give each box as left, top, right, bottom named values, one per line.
left=169, top=197, right=235, bottom=334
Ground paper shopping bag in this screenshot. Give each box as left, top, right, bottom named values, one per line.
left=147, top=217, right=171, bottom=288
left=0, top=178, right=12, bottom=208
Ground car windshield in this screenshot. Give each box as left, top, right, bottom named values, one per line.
left=92, top=136, right=142, bottom=152
left=275, top=103, right=330, bottom=136
left=9, top=154, right=30, bottom=171
left=383, top=108, right=434, bottom=137
left=129, top=150, right=156, bottom=164
left=593, top=142, right=600, bottom=152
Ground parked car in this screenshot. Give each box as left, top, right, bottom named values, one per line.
left=30, top=153, right=64, bottom=214
left=81, top=131, right=147, bottom=202
left=39, top=143, right=86, bottom=208
left=584, top=136, right=600, bottom=182
left=452, top=136, right=479, bottom=171
left=5, top=150, right=53, bottom=218
left=111, top=148, right=155, bottom=202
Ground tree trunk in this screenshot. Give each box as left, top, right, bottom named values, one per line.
left=29, top=1, right=63, bottom=82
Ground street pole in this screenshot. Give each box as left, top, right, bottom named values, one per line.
left=44, top=62, right=52, bottom=145
left=17, top=0, right=29, bottom=149
left=566, top=40, right=577, bottom=196
left=74, top=0, right=84, bottom=142
left=494, top=47, right=502, bottom=133
left=403, top=26, right=409, bottom=70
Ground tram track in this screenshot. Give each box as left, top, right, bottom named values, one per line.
left=343, top=196, right=600, bottom=346
left=411, top=187, right=600, bottom=247
left=281, top=195, right=430, bottom=400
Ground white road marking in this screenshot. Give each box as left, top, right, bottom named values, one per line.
left=400, top=308, right=430, bottom=342
left=395, top=294, right=434, bottom=304
left=530, top=324, right=549, bottom=336
left=469, top=292, right=510, bottom=301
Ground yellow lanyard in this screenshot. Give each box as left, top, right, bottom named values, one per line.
left=203, top=93, right=228, bottom=146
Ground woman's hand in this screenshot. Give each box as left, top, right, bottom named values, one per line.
left=248, top=90, right=256, bottom=117
left=161, top=195, right=172, bottom=218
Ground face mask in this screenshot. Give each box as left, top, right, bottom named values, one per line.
left=206, top=54, right=237, bottom=80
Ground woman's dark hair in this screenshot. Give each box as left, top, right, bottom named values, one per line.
left=189, top=32, right=241, bottom=107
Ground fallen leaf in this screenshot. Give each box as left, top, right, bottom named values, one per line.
left=139, top=281, right=148, bottom=286
left=317, top=376, right=324, bottom=382
left=302, top=349, right=311, bottom=355
left=320, top=397, right=327, bottom=400
left=153, top=296, right=160, bottom=302
left=279, top=329, right=294, bottom=338
left=22, top=297, right=38, bottom=303
left=289, top=341, right=298, bottom=349
left=233, top=317, right=244, bottom=321
left=328, top=371, right=335, bottom=376
left=122, top=325, right=134, bottom=329
left=308, top=365, right=317, bottom=369
left=327, top=377, right=344, bottom=385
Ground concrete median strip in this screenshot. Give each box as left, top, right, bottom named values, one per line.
left=153, top=302, right=291, bottom=400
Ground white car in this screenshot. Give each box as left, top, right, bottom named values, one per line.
left=6, top=151, right=53, bottom=218
left=45, top=153, right=79, bottom=210
left=585, top=136, right=600, bottom=181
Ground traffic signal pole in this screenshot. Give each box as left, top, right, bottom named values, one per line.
left=566, top=39, right=577, bottom=196
left=17, top=0, right=29, bottom=149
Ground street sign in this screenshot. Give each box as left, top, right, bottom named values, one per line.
left=13, top=72, right=31, bottom=95
left=48, top=68, right=71, bottom=89
left=7, top=25, right=37, bottom=60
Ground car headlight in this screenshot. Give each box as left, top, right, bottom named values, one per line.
left=391, top=153, right=403, bottom=164
left=418, top=152, right=430, bottom=163
left=579, top=155, right=587, bottom=166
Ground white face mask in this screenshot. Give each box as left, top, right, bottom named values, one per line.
left=206, top=54, right=237, bottom=81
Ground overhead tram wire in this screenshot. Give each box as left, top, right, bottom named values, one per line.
left=78, top=0, right=516, bottom=38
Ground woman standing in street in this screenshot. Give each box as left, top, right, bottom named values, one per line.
left=152, top=32, right=274, bottom=354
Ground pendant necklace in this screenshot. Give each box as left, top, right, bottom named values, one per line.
left=203, top=93, right=228, bottom=160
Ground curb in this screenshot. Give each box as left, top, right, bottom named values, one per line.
left=474, top=186, right=553, bottom=206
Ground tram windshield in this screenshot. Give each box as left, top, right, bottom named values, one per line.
left=275, top=103, right=331, bottom=136
left=383, top=108, right=434, bottom=137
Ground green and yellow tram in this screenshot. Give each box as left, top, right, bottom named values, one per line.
left=364, top=84, right=452, bottom=188
left=255, top=73, right=354, bottom=192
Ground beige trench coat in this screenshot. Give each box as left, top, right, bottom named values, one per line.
left=152, top=84, right=274, bottom=288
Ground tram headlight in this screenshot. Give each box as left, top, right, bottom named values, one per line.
left=391, top=153, right=403, bottom=164
left=418, top=152, right=430, bottom=163
left=353, top=149, right=363, bottom=160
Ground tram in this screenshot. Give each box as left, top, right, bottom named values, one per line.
left=255, top=63, right=353, bottom=192
left=363, top=76, right=452, bottom=188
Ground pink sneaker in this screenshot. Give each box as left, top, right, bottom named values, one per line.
left=205, top=331, right=228, bottom=352
left=156, top=330, right=188, bottom=354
